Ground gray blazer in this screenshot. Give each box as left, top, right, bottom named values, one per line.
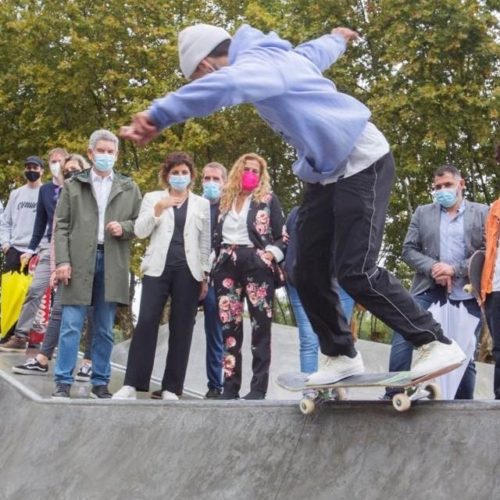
left=402, top=200, right=489, bottom=296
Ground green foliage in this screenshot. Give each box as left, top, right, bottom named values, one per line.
left=273, top=290, right=295, bottom=326
left=0, top=0, right=497, bottom=327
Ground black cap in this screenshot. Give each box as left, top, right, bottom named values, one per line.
left=24, top=156, right=45, bottom=168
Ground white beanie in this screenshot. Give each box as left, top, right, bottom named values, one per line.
left=178, top=24, right=231, bottom=79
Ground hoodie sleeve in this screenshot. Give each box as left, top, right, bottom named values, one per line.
left=148, top=60, right=286, bottom=131
left=293, top=34, right=347, bottom=72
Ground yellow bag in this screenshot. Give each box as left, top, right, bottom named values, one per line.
left=1, top=270, right=33, bottom=338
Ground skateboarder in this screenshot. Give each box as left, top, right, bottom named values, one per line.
left=120, top=23, right=465, bottom=384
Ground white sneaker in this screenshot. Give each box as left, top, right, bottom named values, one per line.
left=112, top=385, right=137, bottom=400
left=161, top=390, right=179, bottom=401
left=306, top=352, right=364, bottom=386
left=411, top=340, right=466, bottom=379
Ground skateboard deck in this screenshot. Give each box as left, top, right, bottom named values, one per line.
left=277, top=363, right=461, bottom=414
left=464, top=249, right=485, bottom=301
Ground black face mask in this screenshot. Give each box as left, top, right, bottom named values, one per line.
left=63, top=170, right=79, bottom=180
left=25, top=170, right=41, bottom=182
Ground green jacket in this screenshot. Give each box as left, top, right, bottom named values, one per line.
left=54, top=169, right=142, bottom=306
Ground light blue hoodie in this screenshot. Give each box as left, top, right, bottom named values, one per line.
left=149, top=25, right=372, bottom=183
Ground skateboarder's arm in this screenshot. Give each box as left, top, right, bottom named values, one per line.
left=401, top=207, right=437, bottom=276
left=147, top=60, right=285, bottom=132
left=294, top=34, right=347, bottom=72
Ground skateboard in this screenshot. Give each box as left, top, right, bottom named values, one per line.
left=463, top=249, right=485, bottom=301
left=276, top=363, right=461, bottom=415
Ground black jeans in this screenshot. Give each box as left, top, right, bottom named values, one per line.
left=295, top=152, right=446, bottom=357
left=485, top=292, right=500, bottom=399
left=213, top=247, right=275, bottom=396
left=124, top=265, right=199, bottom=395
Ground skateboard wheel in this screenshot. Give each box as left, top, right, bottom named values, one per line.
left=424, top=383, right=442, bottom=400
left=333, top=388, right=348, bottom=401
left=299, top=398, right=316, bottom=415
left=392, top=393, right=411, bottom=412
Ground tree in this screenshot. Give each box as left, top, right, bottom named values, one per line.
left=0, top=0, right=497, bottom=338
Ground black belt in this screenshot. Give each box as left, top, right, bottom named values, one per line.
left=97, top=244, right=104, bottom=251
left=221, top=244, right=254, bottom=249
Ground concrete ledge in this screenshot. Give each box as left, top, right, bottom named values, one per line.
left=1, top=373, right=500, bottom=500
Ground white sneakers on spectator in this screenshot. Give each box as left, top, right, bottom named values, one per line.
left=112, top=385, right=137, bottom=400
left=411, top=339, right=466, bottom=379
left=161, top=390, right=179, bottom=400
left=112, top=386, right=179, bottom=400
left=306, top=351, right=364, bottom=386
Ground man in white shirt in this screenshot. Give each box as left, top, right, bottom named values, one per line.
left=52, top=130, right=141, bottom=399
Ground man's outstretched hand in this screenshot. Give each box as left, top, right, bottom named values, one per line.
left=119, top=111, right=160, bottom=147
left=331, top=27, right=360, bottom=43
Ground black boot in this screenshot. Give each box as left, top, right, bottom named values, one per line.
left=218, top=390, right=240, bottom=400
left=242, top=390, right=266, bottom=400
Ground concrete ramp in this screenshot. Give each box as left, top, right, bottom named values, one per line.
left=1, top=369, right=499, bottom=500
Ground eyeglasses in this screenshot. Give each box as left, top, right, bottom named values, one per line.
left=25, top=164, right=42, bottom=171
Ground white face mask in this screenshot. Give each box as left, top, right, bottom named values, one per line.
left=49, top=161, right=61, bottom=178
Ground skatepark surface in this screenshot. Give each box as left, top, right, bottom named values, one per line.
left=1, top=316, right=499, bottom=500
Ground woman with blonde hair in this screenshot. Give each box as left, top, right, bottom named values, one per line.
left=212, top=153, right=285, bottom=400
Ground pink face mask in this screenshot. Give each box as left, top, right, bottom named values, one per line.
left=241, top=171, right=260, bottom=191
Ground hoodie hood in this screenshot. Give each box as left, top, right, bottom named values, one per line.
left=229, top=24, right=292, bottom=64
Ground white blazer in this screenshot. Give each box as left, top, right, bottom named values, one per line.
left=135, top=190, right=211, bottom=281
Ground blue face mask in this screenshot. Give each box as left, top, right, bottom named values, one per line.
left=433, top=188, right=458, bottom=208
left=94, top=153, right=115, bottom=172
left=203, top=181, right=221, bottom=201
left=169, top=174, right=190, bottom=191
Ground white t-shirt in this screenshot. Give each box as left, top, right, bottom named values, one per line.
left=321, top=121, right=390, bottom=185
left=222, top=196, right=253, bottom=246
left=90, top=169, right=114, bottom=244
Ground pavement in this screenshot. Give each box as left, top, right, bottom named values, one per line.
left=0, top=316, right=499, bottom=500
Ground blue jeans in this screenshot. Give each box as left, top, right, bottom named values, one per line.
left=338, top=286, right=355, bottom=326
left=388, top=287, right=479, bottom=399
left=54, top=250, right=116, bottom=386
left=288, top=284, right=355, bottom=374
left=203, top=285, right=224, bottom=390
